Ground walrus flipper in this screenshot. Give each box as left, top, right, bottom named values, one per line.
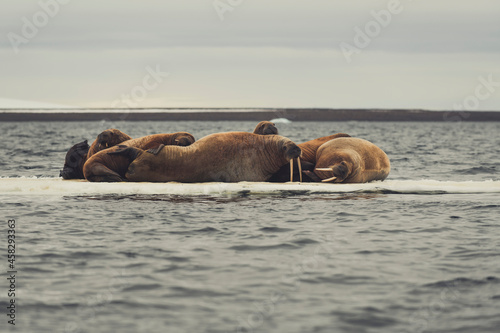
left=107, top=146, right=143, bottom=161
left=86, top=165, right=125, bottom=182
left=146, top=144, right=165, bottom=155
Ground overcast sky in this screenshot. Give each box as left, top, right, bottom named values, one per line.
left=1, top=0, right=499, bottom=110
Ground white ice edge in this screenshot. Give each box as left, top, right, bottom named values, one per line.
left=1, top=178, right=499, bottom=196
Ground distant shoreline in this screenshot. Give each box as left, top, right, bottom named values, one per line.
left=1, top=108, right=499, bottom=121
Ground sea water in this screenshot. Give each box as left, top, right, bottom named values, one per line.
left=0, top=120, right=499, bottom=333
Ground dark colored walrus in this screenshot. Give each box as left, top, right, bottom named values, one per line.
left=60, top=128, right=132, bottom=179
left=83, top=132, right=195, bottom=182
left=60, top=140, right=90, bottom=179
left=304, top=137, right=390, bottom=183
left=253, top=121, right=278, bottom=135
left=108, top=132, right=301, bottom=183
left=268, top=133, right=351, bottom=182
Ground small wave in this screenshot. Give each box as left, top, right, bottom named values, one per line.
left=331, top=310, right=399, bottom=328
left=290, top=238, right=320, bottom=245
left=269, top=118, right=291, bottom=124
left=155, top=265, right=181, bottom=273
left=32, top=252, right=67, bottom=259
left=423, top=276, right=499, bottom=289
left=168, top=227, right=220, bottom=235
left=300, top=274, right=375, bottom=285
left=122, top=283, right=163, bottom=292
left=229, top=243, right=298, bottom=251
left=19, top=267, right=55, bottom=273
left=467, top=204, right=500, bottom=210
left=412, top=227, right=455, bottom=233
left=164, top=256, right=190, bottom=263
left=259, top=227, right=294, bottom=233
left=455, top=166, right=497, bottom=175
left=169, top=286, right=234, bottom=297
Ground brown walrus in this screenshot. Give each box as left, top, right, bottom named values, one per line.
left=253, top=121, right=278, bottom=135
left=83, top=132, right=195, bottom=182
left=108, top=132, right=301, bottom=183
left=304, top=137, right=390, bottom=183
left=60, top=128, right=132, bottom=179
left=268, top=133, right=351, bottom=182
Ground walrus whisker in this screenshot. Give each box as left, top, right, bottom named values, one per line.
left=322, top=176, right=337, bottom=183
left=315, top=168, right=333, bottom=171
left=290, top=159, right=293, bottom=182
left=297, top=157, right=302, bottom=182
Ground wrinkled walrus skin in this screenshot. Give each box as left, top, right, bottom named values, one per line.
left=83, top=132, right=195, bottom=182
left=112, top=132, right=302, bottom=183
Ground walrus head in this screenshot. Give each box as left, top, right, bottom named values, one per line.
left=96, top=129, right=131, bottom=149
left=173, top=132, right=196, bottom=146
left=60, top=140, right=90, bottom=179
left=254, top=121, right=278, bottom=135
left=282, top=141, right=302, bottom=161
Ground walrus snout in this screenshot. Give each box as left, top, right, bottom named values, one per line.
left=263, top=123, right=278, bottom=135
left=97, top=132, right=111, bottom=147
left=285, top=145, right=302, bottom=160
left=60, top=168, right=71, bottom=179
left=332, top=162, right=349, bottom=180
left=315, top=161, right=349, bottom=183
left=60, top=166, right=83, bottom=179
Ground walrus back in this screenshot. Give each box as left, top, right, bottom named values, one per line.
left=299, top=133, right=351, bottom=163
left=125, top=132, right=296, bottom=182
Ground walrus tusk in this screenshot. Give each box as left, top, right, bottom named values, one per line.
left=315, top=168, right=333, bottom=172
left=322, top=176, right=337, bottom=183
left=290, top=159, right=293, bottom=182
left=297, top=157, right=302, bottom=182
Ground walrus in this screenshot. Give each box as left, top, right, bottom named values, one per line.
left=60, top=128, right=132, bottom=179
left=83, top=132, right=195, bottom=182
left=253, top=121, right=278, bottom=135
left=107, top=132, right=301, bottom=183
left=304, top=137, right=390, bottom=183
left=59, top=140, right=90, bottom=179
left=267, top=133, right=351, bottom=182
